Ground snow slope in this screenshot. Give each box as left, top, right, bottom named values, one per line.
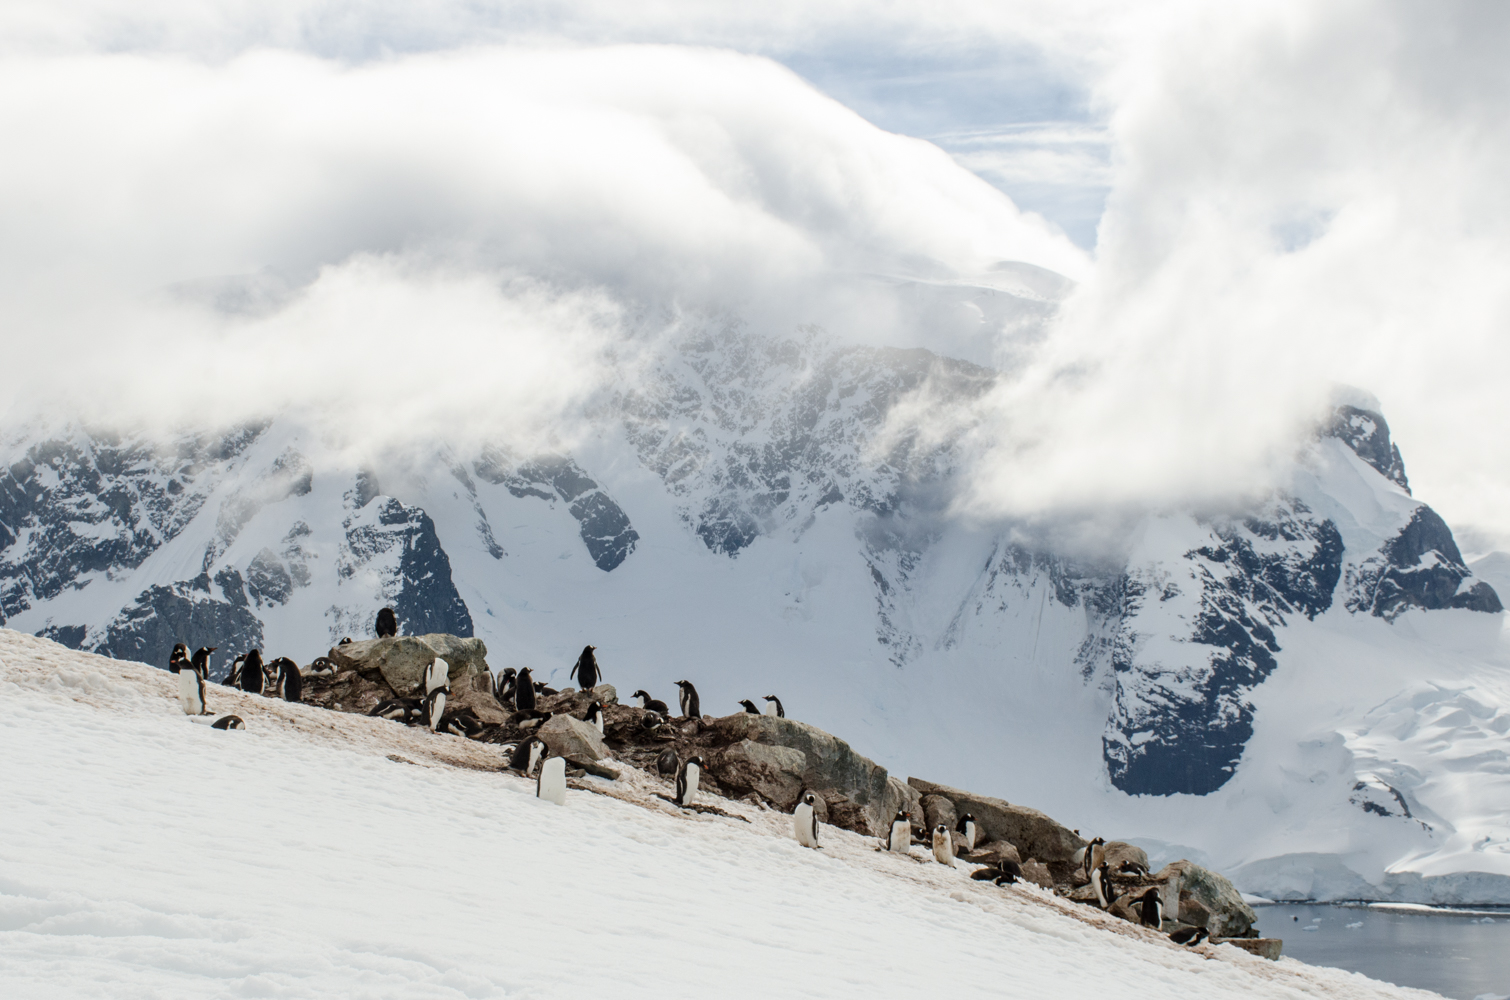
left=0, top=630, right=1434, bottom=1000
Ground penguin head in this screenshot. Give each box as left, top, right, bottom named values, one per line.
left=632, top=689, right=648, bottom=700
left=802, top=792, right=817, bottom=807
left=738, top=699, right=758, bottom=712
left=934, top=824, right=948, bottom=835
left=169, top=643, right=189, bottom=670
left=675, top=679, right=691, bottom=690
left=893, top=811, right=909, bottom=824
left=502, top=667, right=517, bottom=678
left=640, top=711, right=663, bottom=730
left=956, top=812, right=975, bottom=830
left=339, top=637, right=353, bottom=645
left=686, top=755, right=704, bottom=768
left=764, top=694, right=778, bottom=702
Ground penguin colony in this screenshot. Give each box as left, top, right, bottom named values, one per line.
left=158, top=605, right=1224, bottom=949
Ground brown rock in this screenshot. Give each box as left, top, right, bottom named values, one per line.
left=1021, top=859, right=1055, bottom=890
left=1178, top=895, right=1214, bottom=931
left=965, top=841, right=1022, bottom=866
left=922, top=794, right=957, bottom=834
left=1155, top=861, right=1256, bottom=938
left=539, top=714, right=610, bottom=761
left=1102, top=841, right=1150, bottom=872
left=1212, top=938, right=1283, bottom=961
left=708, top=739, right=806, bottom=810
left=907, top=777, right=1085, bottom=862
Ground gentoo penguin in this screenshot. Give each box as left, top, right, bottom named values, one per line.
left=169, top=644, right=206, bottom=716
left=583, top=701, right=605, bottom=735
left=508, top=709, right=552, bottom=731
left=239, top=649, right=265, bottom=694
left=887, top=811, right=911, bottom=853
left=1135, top=888, right=1164, bottom=928
left=514, top=667, right=536, bottom=711
left=569, top=645, right=599, bottom=691
left=375, top=607, right=398, bottom=638
left=655, top=748, right=680, bottom=777
left=269, top=657, right=301, bottom=703
left=1084, top=837, right=1106, bottom=882
left=632, top=690, right=670, bottom=714
left=210, top=714, right=245, bottom=730
left=190, top=646, right=213, bottom=680
left=223, top=653, right=246, bottom=688
left=1169, top=926, right=1209, bottom=946
left=308, top=656, right=337, bottom=676
left=168, top=643, right=190, bottom=672
left=763, top=695, right=785, bottom=718
left=423, top=657, right=449, bottom=695
left=1117, top=860, right=1149, bottom=878
left=1091, top=862, right=1116, bottom=910
left=640, top=711, right=665, bottom=731
left=970, top=860, right=1022, bottom=884
left=794, top=792, right=820, bottom=849
left=675, top=680, right=700, bottom=720
left=931, top=824, right=956, bottom=866
left=508, top=735, right=546, bottom=775
left=424, top=688, right=447, bottom=732
left=369, top=698, right=422, bottom=723
left=956, top=812, right=978, bottom=853
left=438, top=707, right=484, bottom=738
left=738, top=699, right=760, bottom=714
left=537, top=754, right=567, bottom=806
left=535, top=681, right=559, bottom=697
left=339, top=636, right=353, bottom=646
left=674, top=755, right=703, bottom=807
left=495, top=668, right=518, bottom=704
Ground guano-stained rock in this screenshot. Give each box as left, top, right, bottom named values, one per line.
left=709, top=739, right=806, bottom=810
left=1155, top=861, right=1256, bottom=938
left=906, top=777, right=1085, bottom=862
left=539, top=713, right=610, bottom=762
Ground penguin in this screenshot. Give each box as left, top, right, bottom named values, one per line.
left=239, top=649, right=265, bottom=694
left=970, top=860, right=1021, bottom=884
left=583, top=701, right=605, bottom=735
left=674, top=755, right=703, bottom=807
left=931, top=824, right=956, bottom=866
left=210, top=714, right=245, bottom=730
left=631, top=690, right=670, bottom=714
left=1135, top=887, right=1164, bottom=928
left=887, top=811, right=911, bottom=853
left=1117, top=860, right=1149, bottom=878
left=375, top=607, right=398, bottom=638
left=168, top=643, right=190, bottom=672
left=223, top=653, right=246, bottom=688
left=738, top=699, right=760, bottom=714
left=763, top=695, right=785, bottom=718
left=170, top=644, right=208, bottom=716
left=369, top=698, right=422, bottom=723
left=438, top=707, right=484, bottom=738
left=495, top=668, right=518, bottom=704
left=794, top=791, right=820, bottom=848
left=536, top=754, right=567, bottom=806
left=655, top=748, right=680, bottom=777
left=569, top=645, right=599, bottom=691
left=1169, top=926, right=1209, bottom=946
left=1083, top=837, right=1106, bottom=883
left=1091, top=861, right=1116, bottom=910
left=955, top=812, right=978, bottom=853
left=514, top=667, right=537, bottom=711
left=270, top=657, right=301, bottom=703
left=308, top=656, right=337, bottom=676
left=339, top=636, right=353, bottom=645
left=423, top=657, right=449, bottom=696
left=535, top=681, right=559, bottom=697
left=675, top=680, right=700, bottom=719
left=509, top=709, right=552, bottom=731
left=189, top=646, right=213, bottom=680
left=424, top=688, right=447, bottom=732
left=641, top=711, right=665, bottom=731
left=508, top=735, right=546, bottom=775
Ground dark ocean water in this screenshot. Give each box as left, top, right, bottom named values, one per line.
left=1260, top=903, right=1510, bottom=999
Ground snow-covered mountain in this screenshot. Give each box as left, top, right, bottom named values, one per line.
left=5, top=307, right=1510, bottom=903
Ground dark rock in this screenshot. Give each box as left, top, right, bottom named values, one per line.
left=1326, top=404, right=1410, bottom=493
left=1352, top=506, right=1503, bottom=619
left=89, top=575, right=265, bottom=676
left=907, top=777, right=1085, bottom=862
left=342, top=496, right=474, bottom=637
left=708, top=739, right=806, bottom=811
left=473, top=450, right=639, bottom=571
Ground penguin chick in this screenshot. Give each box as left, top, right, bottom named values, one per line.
left=931, top=824, right=956, bottom=866
left=763, top=695, right=785, bottom=718
left=631, top=690, right=669, bottom=714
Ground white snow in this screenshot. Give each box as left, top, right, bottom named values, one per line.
left=0, top=629, right=1433, bottom=1000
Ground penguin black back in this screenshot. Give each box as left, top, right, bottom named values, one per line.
left=375, top=607, right=398, bottom=638
left=223, top=653, right=246, bottom=687
left=190, top=646, right=215, bottom=679
left=270, top=657, right=301, bottom=702
left=1169, top=926, right=1208, bottom=946
left=763, top=695, right=785, bottom=718
left=570, top=645, right=599, bottom=691
left=495, top=668, right=517, bottom=704
left=738, top=699, right=760, bottom=714
left=239, top=649, right=265, bottom=694
left=632, top=690, right=669, bottom=714
left=1136, top=888, right=1163, bottom=927
left=675, top=680, right=700, bottom=719
left=655, top=748, right=679, bottom=777
left=514, top=667, right=536, bottom=711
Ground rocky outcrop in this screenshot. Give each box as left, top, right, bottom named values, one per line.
left=1155, top=861, right=1256, bottom=938
left=1021, top=859, right=1054, bottom=890
left=709, top=740, right=806, bottom=810
left=906, top=777, right=1085, bottom=862
left=1101, top=841, right=1149, bottom=872
left=921, top=794, right=957, bottom=835
left=327, top=634, right=488, bottom=696
left=965, top=841, right=1022, bottom=866
left=539, top=714, right=609, bottom=762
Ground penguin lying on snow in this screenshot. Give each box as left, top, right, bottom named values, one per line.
left=655, top=748, right=679, bottom=777
left=931, top=824, right=956, bottom=866
left=886, top=811, right=911, bottom=853
left=370, top=698, right=424, bottom=724
left=1169, top=926, right=1209, bottom=946
left=569, top=645, right=599, bottom=691
left=537, top=755, right=567, bottom=806
left=674, top=680, right=700, bottom=720
left=509, top=709, right=552, bottom=731
left=506, top=736, right=546, bottom=776
left=737, top=699, right=761, bottom=714
left=970, top=860, right=1022, bottom=885
left=956, top=812, right=977, bottom=853
left=793, top=792, right=820, bottom=849
left=268, top=657, right=301, bottom=703
left=674, top=755, right=703, bottom=807
left=631, top=690, right=669, bottom=714
left=583, top=701, right=605, bottom=735
left=189, top=714, right=245, bottom=730
left=375, top=607, right=398, bottom=638
left=1135, top=888, right=1163, bottom=928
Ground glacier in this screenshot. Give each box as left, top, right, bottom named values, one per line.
left=3, top=303, right=1509, bottom=905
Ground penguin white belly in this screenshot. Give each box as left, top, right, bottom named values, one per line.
left=592, top=714, right=604, bottom=735
left=932, top=830, right=955, bottom=866
left=888, top=821, right=910, bottom=853
left=427, top=690, right=447, bottom=731
left=536, top=756, right=567, bottom=806
left=963, top=820, right=977, bottom=852
left=794, top=802, right=818, bottom=848
left=177, top=670, right=203, bottom=715
left=677, top=763, right=700, bottom=806
left=763, top=702, right=777, bottom=716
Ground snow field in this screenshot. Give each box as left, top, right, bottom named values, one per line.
left=0, top=631, right=1437, bottom=999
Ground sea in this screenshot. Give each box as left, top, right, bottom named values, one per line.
left=1258, top=903, right=1510, bottom=999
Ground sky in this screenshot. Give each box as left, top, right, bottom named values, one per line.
left=2, top=1, right=1509, bottom=551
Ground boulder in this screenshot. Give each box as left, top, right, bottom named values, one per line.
left=327, top=634, right=488, bottom=696
left=416, top=634, right=489, bottom=684
left=922, top=794, right=957, bottom=834
left=1212, top=938, right=1283, bottom=961
left=709, top=740, right=806, bottom=811
left=1021, top=859, right=1055, bottom=890
left=713, top=714, right=892, bottom=835
left=1155, top=861, right=1256, bottom=938
left=882, top=776, right=922, bottom=826
left=564, top=754, right=620, bottom=780
left=966, top=841, right=1022, bottom=866
left=804, top=790, right=830, bottom=825
left=1178, top=896, right=1214, bottom=931
left=539, top=714, right=610, bottom=762
left=1103, top=841, right=1150, bottom=873
left=447, top=683, right=512, bottom=725
left=907, top=777, right=1085, bottom=862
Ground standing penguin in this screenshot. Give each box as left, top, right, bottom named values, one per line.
left=794, top=792, right=820, bottom=849
left=931, top=824, right=956, bottom=866
left=513, top=667, right=537, bottom=711
left=536, top=754, right=567, bottom=806
left=763, top=695, right=785, bottom=718
left=170, top=644, right=206, bottom=716
left=190, top=646, right=214, bottom=680
left=239, top=649, right=265, bottom=695
left=674, top=755, right=703, bottom=807
left=269, top=657, right=301, bottom=703
left=495, top=667, right=517, bottom=704
left=737, top=699, right=760, bottom=714
left=887, top=811, right=912, bottom=853
left=375, top=607, right=398, bottom=638
left=569, top=645, right=599, bottom=692
left=955, top=812, right=978, bottom=853
left=508, top=736, right=546, bottom=776
left=583, top=701, right=606, bottom=735
left=1091, top=862, right=1116, bottom=910
left=1082, top=837, right=1106, bottom=883
left=675, top=680, right=700, bottom=720
left=223, top=653, right=246, bottom=688
left=632, top=690, right=670, bottom=714
left=424, top=688, right=447, bottom=732
left=423, top=657, right=449, bottom=696
left=1135, top=888, right=1164, bottom=928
